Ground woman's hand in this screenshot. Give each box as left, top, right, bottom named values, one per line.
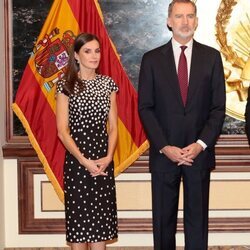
left=80, top=158, right=104, bottom=177
left=92, top=156, right=112, bottom=177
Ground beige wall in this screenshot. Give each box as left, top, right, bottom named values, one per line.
left=0, top=0, right=6, bottom=248
left=3, top=165, right=250, bottom=247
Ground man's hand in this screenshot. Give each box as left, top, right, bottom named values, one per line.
left=178, top=142, right=203, bottom=166
left=161, top=145, right=193, bottom=166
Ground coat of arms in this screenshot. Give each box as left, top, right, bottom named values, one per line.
left=33, top=29, right=75, bottom=92
left=215, top=0, right=250, bottom=121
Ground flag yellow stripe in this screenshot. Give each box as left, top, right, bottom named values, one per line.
left=114, top=118, right=149, bottom=175
left=93, top=0, right=104, bottom=22
left=28, top=0, right=80, bottom=113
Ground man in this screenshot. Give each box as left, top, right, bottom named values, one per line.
left=245, top=88, right=250, bottom=143
left=138, top=0, right=225, bottom=249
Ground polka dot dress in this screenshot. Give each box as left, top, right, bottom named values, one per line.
left=56, top=75, right=118, bottom=243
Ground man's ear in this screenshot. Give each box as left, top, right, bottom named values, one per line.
left=167, top=18, right=172, bottom=31
left=195, top=17, right=198, bottom=30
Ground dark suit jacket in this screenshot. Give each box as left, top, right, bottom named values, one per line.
left=245, top=87, right=250, bottom=144
left=138, top=39, right=225, bottom=172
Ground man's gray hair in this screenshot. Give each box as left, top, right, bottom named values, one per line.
left=168, top=0, right=197, bottom=17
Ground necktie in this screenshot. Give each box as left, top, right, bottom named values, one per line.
left=178, top=46, right=188, bottom=106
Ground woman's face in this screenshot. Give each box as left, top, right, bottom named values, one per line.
left=75, top=39, right=101, bottom=71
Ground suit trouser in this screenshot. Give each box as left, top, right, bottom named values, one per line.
left=151, top=165, right=211, bottom=250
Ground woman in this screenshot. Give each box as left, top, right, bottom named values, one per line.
left=56, top=33, right=118, bottom=250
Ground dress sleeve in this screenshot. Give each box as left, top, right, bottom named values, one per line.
left=109, top=78, right=119, bottom=93
left=56, top=79, right=69, bottom=96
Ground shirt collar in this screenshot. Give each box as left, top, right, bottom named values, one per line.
left=171, top=38, right=193, bottom=50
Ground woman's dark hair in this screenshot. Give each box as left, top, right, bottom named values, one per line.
left=63, top=33, right=100, bottom=95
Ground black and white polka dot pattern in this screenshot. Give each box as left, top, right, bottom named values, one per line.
left=57, top=75, right=118, bottom=243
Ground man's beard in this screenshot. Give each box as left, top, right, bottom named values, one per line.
left=174, top=27, right=195, bottom=40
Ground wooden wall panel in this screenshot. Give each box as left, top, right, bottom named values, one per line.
left=14, top=150, right=250, bottom=234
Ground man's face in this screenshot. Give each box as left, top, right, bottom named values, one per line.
left=167, top=2, right=198, bottom=44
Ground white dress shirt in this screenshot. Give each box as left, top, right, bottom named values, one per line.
left=172, top=38, right=193, bottom=82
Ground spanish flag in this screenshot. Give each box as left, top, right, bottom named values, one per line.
left=12, top=0, right=148, bottom=203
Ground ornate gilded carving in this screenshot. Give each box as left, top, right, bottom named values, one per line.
left=215, top=0, right=250, bottom=121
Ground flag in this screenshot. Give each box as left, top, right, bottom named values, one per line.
left=12, top=0, right=148, bottom=203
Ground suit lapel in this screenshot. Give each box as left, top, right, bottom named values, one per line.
left=161, top=41, right=184, bottom=107
left=186, top=40, right=201, bottom=107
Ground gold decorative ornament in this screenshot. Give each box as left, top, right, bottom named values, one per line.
left=241, top=57, right=250, bottom=80
left=215, top=0, right=250, bottom=121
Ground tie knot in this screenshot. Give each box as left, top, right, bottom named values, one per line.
left=180, top=46, right=187, bottom=52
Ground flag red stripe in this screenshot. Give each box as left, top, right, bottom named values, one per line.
left=67, top=0, right=147, bottom=147
left=15, top=65, right=65, bottom=188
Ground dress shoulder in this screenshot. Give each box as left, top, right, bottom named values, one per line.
left=56, top=79, right=69, bottom=96
left=100, top=75, right=119, bottom=93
